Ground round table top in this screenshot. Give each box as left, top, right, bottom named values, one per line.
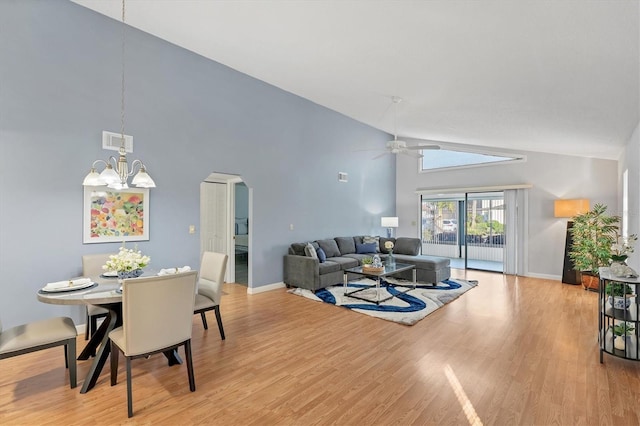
left=37, top=275, right=122, bottom=306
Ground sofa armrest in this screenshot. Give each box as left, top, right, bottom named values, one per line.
left=283, top=254, right=319, bottom=289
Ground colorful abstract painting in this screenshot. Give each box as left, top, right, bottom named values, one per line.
left=83, top=187, right=149, bottom=243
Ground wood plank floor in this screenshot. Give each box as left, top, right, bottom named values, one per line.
left=2, top=270, right=640, bottom=425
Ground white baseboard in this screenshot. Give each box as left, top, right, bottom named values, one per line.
left=248, top=281, right=286, bottom=294
left=525, top=272, right=561, bottom=281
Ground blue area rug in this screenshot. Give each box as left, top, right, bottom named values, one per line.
left=289, top=277, right=478, bottom=325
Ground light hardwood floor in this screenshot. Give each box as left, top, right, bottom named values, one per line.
left=2, top=270, right=640, bottom=425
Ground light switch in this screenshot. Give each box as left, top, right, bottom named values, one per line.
left=290, top=224, right=294, bottom=231
left=189, top=225, right=195, bottom=234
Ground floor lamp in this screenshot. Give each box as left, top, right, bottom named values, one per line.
left=554, top=199, right=590, bottom=285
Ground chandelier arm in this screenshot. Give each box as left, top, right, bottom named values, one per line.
left=129, top=159, right=144, bottom=176
left=91, top=159, right=109, bottom=170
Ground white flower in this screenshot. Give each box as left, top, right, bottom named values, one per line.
left=611, top=234, right=638, bottom=258
left=103, top=245, right=150, bottom=272
left=385, top=241, right=394, bottom=250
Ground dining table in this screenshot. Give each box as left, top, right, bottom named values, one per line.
left=36, top=271, right=183, bottom=394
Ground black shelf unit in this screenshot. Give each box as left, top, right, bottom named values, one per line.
left=599, top=267, right=640, bottom=362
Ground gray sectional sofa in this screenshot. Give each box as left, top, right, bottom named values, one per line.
left=283, top=236, right=450, bottom=292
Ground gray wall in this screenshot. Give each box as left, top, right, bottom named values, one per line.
left=396, top=140, right=618, bottom=279
left=0, top=0, right=395, bottom=327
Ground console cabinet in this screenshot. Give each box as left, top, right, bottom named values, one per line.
left=599, top=267, right=640, bottom=363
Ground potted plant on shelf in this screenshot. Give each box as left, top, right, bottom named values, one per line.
left=612, top=322, right=635, bottom=352
left=605, top=282, right=634, bottom=310
left=569, top=203, right=620, bottom=291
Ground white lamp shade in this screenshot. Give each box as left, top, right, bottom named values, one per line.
left=82, top=170, right=106, bottom=186
left=99, top=166, right=120, bottom=185
left=132, top=169, right=156, bottom=188
left=381, top=217, right=399, bottom=228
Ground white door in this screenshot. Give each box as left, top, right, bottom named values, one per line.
left=200, top=182, right=227, bottom=255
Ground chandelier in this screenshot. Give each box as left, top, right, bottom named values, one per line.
left=82, top=0, right=155, bottom=190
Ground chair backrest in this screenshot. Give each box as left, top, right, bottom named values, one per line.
left=198, top=251, right=228, bottom=304
left=82, top=253, right=113, bottom=276
left=121, top=271, right=198, bottom=356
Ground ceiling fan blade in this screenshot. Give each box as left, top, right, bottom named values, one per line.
left=372, top=152, right=389, bottom=160
left=405, top=145, right=440, bottom=150
left=400, top=151, right=424, bottom=158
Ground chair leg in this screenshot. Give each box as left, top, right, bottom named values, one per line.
left=90, top=315, right=98, bottom=338
left=67, top=338, right=77, bottom=389
left=185, top=340, right=196, bottom=392
left=126, top=357, right=133, bottom=418
left=64, top=344, right=69, bottom=368
left=214, top=306, right=225, bottom=340
left=200, top=312, right=208, bottom=330
left=85, top=308, right=90, bottom=340
left=110, top=341, right=119, bottom=386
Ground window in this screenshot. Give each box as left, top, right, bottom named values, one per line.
left=421, top=148, right=525, bottom=172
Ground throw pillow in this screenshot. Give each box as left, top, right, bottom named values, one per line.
left=362, top=236, right=380, bottom=252
left=304, top=243, right=318, bottom=259
left=317, top=239, right=341, bottom=258
left=355, top=243, right=377, bottom=254
left=394, top=237, right=421, bottom=255
left=335, top=237, right=356, bottom=255
left=316, top=247, right=327, bottom=263
left=379, top=237, right=396, bottom=254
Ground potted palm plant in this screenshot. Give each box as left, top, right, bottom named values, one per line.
left=569, top=203, right=620, bottom=291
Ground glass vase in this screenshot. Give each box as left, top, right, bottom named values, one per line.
left=385, top=251, right=395, bottom=268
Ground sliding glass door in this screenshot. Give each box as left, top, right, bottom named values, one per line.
left=421, top=192, right=505, bottom=272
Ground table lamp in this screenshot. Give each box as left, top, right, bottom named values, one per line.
left=381, top=217, right=399, bottom=238
left=555, top=199, right=590, bottom=284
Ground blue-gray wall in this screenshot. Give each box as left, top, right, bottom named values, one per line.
left=0, top=0, right=395, bottom=327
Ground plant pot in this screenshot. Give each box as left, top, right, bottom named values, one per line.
left=614, top=335, right=630, bottom=351
left=581, top=273, right=599, bottom=292
left=608, top=295, right=632, bottom=310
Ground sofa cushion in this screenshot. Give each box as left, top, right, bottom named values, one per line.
left=393, top=254, right=449, bottom=271
left=326, top=256, right=359, bottom=269
left=379, top=237, right=395, bottom=254
left=318, top=261, right=341, bottom=274
left=362, top=236, right=380, bottom=252
left=290, top=243, right=307, bottom=256
left=335, top=237, right=356, bottom=255
left=394, top=237, right=421, bottom=256
left=305, top=243, right=318, bottom=259
left=355, top=243, right=377, bottom=254
left=316, top=247, right=327, bottom=263
left=317, top=239, right=341, bottom=258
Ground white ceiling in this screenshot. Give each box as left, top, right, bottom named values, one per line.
left=72, top=0, right=639, bottom=160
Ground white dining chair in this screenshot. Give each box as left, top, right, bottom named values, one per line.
left=193, top=251, right=228, bottom=339
left=0, top=316, right=77, bottom=388
left=109, top=271, right=198, bottom=418
left=82, top=254, right=112, bottom=340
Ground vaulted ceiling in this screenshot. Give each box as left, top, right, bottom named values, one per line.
left=72, top=0, right=639, bottom=160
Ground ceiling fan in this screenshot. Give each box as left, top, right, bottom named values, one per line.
left=371, top=96, right=439, bottom=159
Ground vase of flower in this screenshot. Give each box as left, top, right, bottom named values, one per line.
left=104, top=244, right=150, bottom=284
left=117, top=269, right=143, bottom=280
left=384, top=241, right=395, bottom=268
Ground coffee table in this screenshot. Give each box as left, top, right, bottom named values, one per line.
left=343, top=262, right=416, bottom=305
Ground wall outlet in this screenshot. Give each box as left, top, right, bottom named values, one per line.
left=290, top=224, right=294, bottom=231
